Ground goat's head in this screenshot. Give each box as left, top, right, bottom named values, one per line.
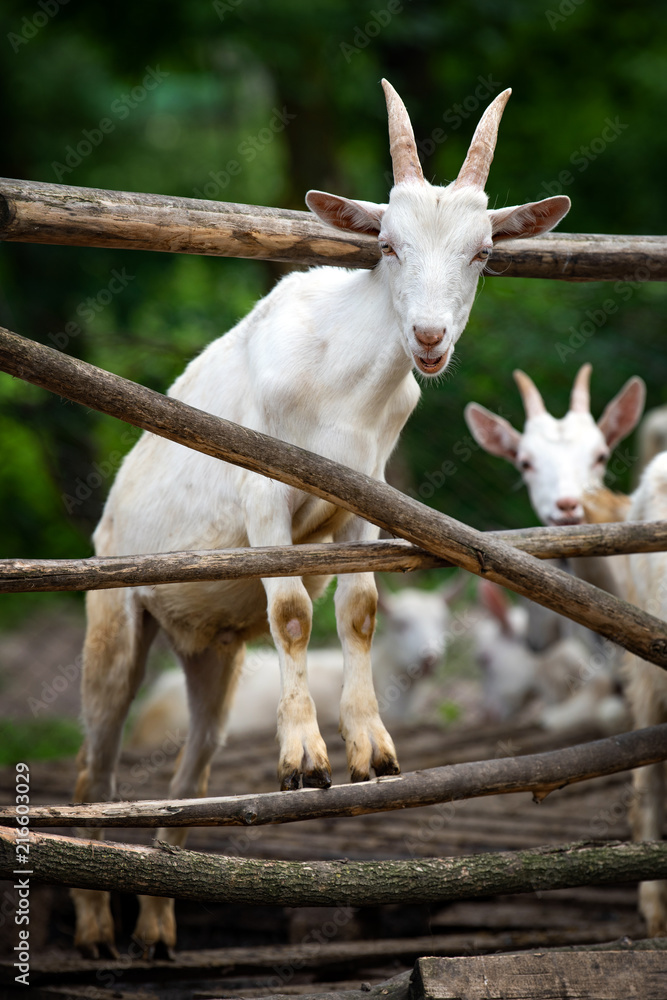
left=378, top=582, right=457, bottom=678
left=306, top=79, right=571, bottom=378
left=464, top=363, right=646, bottom=526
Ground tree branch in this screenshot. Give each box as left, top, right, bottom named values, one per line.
left=1, top=178, right=666, bottom=280
left=3, top=725, right=665, bottom=829
left=1, top=325, right=667, bottom=668
left=0, top=830, right=664, bottom=906
left=1, top=521, right=667, bottom=593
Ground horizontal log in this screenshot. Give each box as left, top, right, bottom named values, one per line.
left=2, top=327, right=667, bottom=669
left=1, top=178, right=666, bottom=280
left=0, top=830, right=663, bottom=906
left=1, top=521, right=667, bottom=593
left=3, top=725, right=665, bottom=828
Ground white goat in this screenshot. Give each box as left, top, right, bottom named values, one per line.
left=128, top=583, right=458, bottom=748
left=71, top=79, right=570, bottom=957
left=466, top=363, right=645, bottom=602
left=617, top=455, right=667, bottom=936
left=638, top=403, right=667, bottom=474
left=464, top=363, right=645, bottom=531
left=474, top=578, right=627, bottom=732
left=466, top=366, right=667, bottom=936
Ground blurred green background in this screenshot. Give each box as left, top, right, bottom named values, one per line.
left=0, top=1, right=666, bottom=633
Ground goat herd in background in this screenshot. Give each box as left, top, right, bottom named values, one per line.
left=63, top=79, right=666, bottom=955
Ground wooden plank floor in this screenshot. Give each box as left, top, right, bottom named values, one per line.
left=0, top=719, right=663, bottom=999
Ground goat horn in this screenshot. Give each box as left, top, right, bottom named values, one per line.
left=381, top=79, right=424, bottom=186
left=570, top=362, right=592, bottom=413
left=513, top=369, right=547, bottom=419
left=452, top=88, right=512, bottom=191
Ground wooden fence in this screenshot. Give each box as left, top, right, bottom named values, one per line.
left=1, top=175, right=667, bottom=920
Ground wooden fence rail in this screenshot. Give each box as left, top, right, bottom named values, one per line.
left=3, top=521, right=667, bottom=593
left=2, top=178, right=667, bottom=280
left=2, top=325, right=667, bottom=669
left=2, top=724, right=665, bottom=829
left=0, top=828, right=664, bottom=907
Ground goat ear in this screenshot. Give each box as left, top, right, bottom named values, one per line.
left=489, top=196, right=571, bottom=242
left=306, top=190, right=386, bottom=235
left=464, top=402, right=521, bottom=462
left=478, top=580, right=513, bottom=635
left=597, top=376, right=646, bottom=450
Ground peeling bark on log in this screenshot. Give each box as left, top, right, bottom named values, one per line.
left=3, top=725, right=666, bottom=829
left=2, top=521, right=667, bottom=593
left=0, top=832, right=664, bottom=906
left=1, top=326, right=667, bottom=668
left=1, top=178, right=666, bottom=280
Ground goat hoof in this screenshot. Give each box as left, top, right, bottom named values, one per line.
left=132, top=934, right=175, bottom=961
left=374, top=758, right=401, bottom=777
left=350, top=768, right=371, bottom=783
left=145, top=938, right=176, bottom=961
left=77, top=939, right=119, bottom=961
left=280, top=769, right=302, bottom=791
left=303, top=767, right=332, bottom=789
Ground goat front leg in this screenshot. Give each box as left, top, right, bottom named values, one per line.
left=246, top=487, right=331, bottom=790
left=334, top=519, right=400, bottom=782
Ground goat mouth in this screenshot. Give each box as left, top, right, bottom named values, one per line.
left=414, top=350, right=449, bottom=375
left=548, top=515, right=583, bottom=527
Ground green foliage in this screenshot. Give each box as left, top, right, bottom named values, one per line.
left=0, top=0, right=666, bottom=628
left=0, top=717, right=82, bottom=766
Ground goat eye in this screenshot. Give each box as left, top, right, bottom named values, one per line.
left=379, top=240, right=396, bottom=257
left=519, top=459, right=533, bottom=472
left=473, top=246, right=492, bottom=262
left=594, top=452, right=608, bottom=465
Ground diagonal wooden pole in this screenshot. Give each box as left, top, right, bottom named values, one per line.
left=1, top=325, right=666, bottom=667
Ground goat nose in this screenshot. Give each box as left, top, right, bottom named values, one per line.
left=556, top=497, right=580, bottom=515
left=413, top=325, right=445, bottom=348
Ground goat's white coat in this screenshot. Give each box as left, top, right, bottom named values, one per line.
left=71, top=83, right=570, bottom=956
left=464, top=368, right=644, bottom=528
left=472, top=580, right=626, bottom=731
left=467, top=368, right=667, bottom=935
left=128, top=585, right=454, bottom=749
left=615, top=453, right=667, bottom=936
